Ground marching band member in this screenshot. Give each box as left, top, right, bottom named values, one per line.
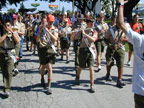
left=104, top=15, right=128, bottom=88
left=26, top=14, right=34, bottom=51
left=73, top=16, right=98, bottom=93
left=71, top=14, right=87, bottom=73
left=59, top=18, right=72, bottom=63
left=95, top=13, right=109, bottom=71
left=37, top=15, right=58, bottom=95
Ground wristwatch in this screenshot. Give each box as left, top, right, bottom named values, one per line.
left=118, top=2, right=124, bottom=6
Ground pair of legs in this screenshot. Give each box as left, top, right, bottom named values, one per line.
left=0, top=54, right=14, bottom=98
left=128, top=50, right=133, bottom=64
left=105, top=48, right=125, bottom=87
left=97, top=52, right=103, bottom=69
left=106, top=65, right=123, bottom=80
left=76, top=66, right=95, bottom=85
left=57, top=39, right=60, bottom=55
left=19, top=36, right=24, bottom=57
left=95, top=40, right=105, bottom=70
left=40, top=63, right=53, bottom=89
left=127, top=42, right=133, bottom=66
left=26, top=36, right=33, bottom=51
left=61, top=48, right=69, bottom=62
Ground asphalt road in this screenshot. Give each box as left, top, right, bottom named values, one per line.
left=0, top=42, right=134, bottom=108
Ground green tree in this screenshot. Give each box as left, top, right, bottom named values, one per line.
left=124, top=0, right=140, bottom=22
left=67, top=10, right=72, bottom=16
left=54, top=10, right=61, bottom=14
left=100, top=0, right=117, bottom=16
left=19, top=2, right=25, bottom=9
left=18, top=2, right=26, bottom=14
left=0, top=0, right=25, bottom=9
left=62, top=6, right=65, bottom=14
left=7, top=8, right=16, bottom=13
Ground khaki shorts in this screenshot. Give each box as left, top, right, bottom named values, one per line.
left=105, top=47, right=125, bottom=67
left=95, top=40, right=105, bottom=53
left=78, top=48, right=94, bottom=68
left=38, top=47, right=56, bottom=65
left=60, top=38, right=70, bottom=50
left=134, top=94, right=144, bottom=108
left=26, top=35, right=33, bottom=42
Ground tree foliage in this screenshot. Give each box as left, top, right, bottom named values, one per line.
left=101, top=0, right=117, bottom=16
left=124, top=0, right=140, bottom=22
left=0, top=0, right=26, bottom=9
left=7, top=8, right=16, bottom=13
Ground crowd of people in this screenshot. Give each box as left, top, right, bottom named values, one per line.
left=0, top=0, right=144, bottom=107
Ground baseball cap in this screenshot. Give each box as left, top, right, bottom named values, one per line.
left=47, top=14, right=55, bottom=22
left=12, top=14, right=17, bottom=19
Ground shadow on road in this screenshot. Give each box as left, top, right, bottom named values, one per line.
left=53, top=66, right=75, bottom=77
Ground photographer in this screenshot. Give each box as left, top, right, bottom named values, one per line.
left=37, top=15, right=58, bottom=95
left=105, top=15, right=128, bottom=88
left=117, top=0, right=144, bottom=107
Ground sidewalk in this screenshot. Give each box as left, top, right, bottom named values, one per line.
left=0, top=42, right=134, bottom=108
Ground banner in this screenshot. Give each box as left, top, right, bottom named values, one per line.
left=31, top=3, right=40, bottom=7
left=49, top=5, right=58, bottom=10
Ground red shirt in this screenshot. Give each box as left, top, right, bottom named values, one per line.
left=130, top=22, right=144, bottom=33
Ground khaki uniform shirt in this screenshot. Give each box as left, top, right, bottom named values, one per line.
left=59, top=25, right=72, bottom=38
left=75, top=29, right=97, bottom=48
left=105, top=25, right=126, bottom=50
left=27, top=20, right=34, bottom=37
left=0, top=33, right=15, bottom=53
left=39, top=25, right=58, bottom=48
left=12, top=22, right=19, bottom=33
left=17, top=22, right=26, bottom=36
left=97, top=21, right=109, bottom=40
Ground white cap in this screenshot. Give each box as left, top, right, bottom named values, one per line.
left=63, top=11, right=67, bottom=15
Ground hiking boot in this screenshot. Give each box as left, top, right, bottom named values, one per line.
left=75, top=76, right=80, bottom=85
left=61, top=55, right=63, bottom=60
left=26, top=46, right=29, bottom=51
left=66, top=60, right=69, bottom=64
left=56, top=52, right=60, bottom=56
left=13, top=68, right=19, bottom=76
left=116, top=80, right=126, bottom=88
left=105, top=74, right=113, bottom=81
left=41, top=78, right=45, bottom=88
left=3, top=91, right=10, bottom=98
left=89, top=85, right=95, bottom=93
left=47, top=87, right=52, bottom=95
left=127, top=61, right=131, bottom=66
left=98, top=65, right=102, bottom=71
left=30, top=49, right=32, bottom=52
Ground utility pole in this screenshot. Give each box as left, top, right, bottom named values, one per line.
left=72, top=0, right=74, bottom=15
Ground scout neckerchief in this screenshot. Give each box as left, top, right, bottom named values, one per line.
left=82, top=30, right=96, bottom=60
left=109, top=26, right=116, bottom=39
left=42, top=27, right=57, bottom=53
left=109, top=27, right=122, bottom=45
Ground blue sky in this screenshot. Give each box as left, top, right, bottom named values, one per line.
left=1, top=0, right=72, bottom=12
left=1, top=0, right=144, bottom=12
